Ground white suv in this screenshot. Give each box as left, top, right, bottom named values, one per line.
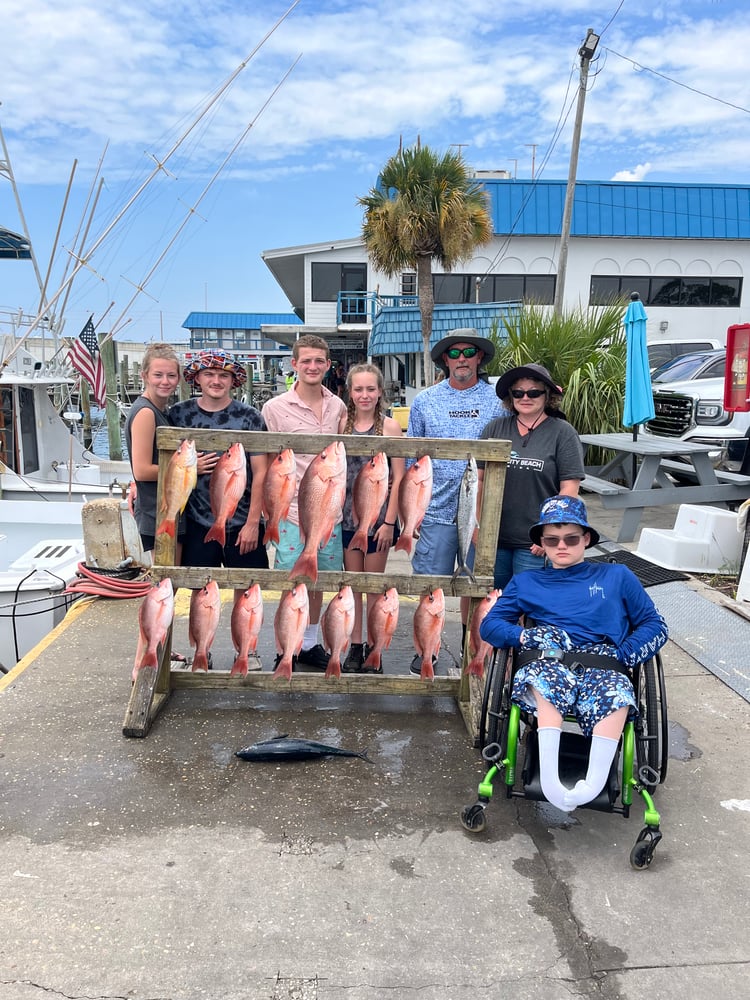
left=644, top=350, right=750, bottom=470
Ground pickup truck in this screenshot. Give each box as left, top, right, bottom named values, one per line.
left=643, top=350, right=750, bottom=471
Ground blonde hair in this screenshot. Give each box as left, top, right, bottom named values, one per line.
left=344, top=363, right=385, bottom=435
left=142, top=342, right=179, bottom=375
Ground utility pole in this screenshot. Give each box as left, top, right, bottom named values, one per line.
left=553, top=28, right=599, bottom=316
left=524, top=143, right=538, bottom=180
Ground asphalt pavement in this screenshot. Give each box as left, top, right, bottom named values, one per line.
left=1, top=494, right=749, bottom=1000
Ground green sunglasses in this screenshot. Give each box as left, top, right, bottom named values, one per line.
left=445, top=346, right=479, bottom=359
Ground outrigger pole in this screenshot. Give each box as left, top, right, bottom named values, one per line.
left=1, top=0, right=302, bottom=370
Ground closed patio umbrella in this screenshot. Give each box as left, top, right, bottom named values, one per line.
left=623, top=292, right=655, bottom=432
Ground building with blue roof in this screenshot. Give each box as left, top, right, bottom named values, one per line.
left=260, top=176, right=750, bottom=398
left=181, top=311, right=301, bottom=379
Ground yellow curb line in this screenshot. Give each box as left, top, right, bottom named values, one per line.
left=0, top=597, right=97, bottom=693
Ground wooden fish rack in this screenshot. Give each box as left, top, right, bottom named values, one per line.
left=123, top=427, right=510, bottom=741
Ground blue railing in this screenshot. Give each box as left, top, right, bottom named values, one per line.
left=336, top=292, right=420, bottom=324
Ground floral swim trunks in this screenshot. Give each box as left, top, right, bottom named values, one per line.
left=512, top=626, right=636, bottom=736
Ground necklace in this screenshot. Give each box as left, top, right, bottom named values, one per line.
left=516, top=412, right=545, bottom=447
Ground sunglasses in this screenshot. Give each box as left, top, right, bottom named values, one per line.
left=540, top=533, right=586, bottom=548
left=511, top=388, right=546, bottom=399
left=445, top=347, right=479, bottom=359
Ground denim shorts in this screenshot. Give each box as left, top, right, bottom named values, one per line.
left=512, top=649, right=637, bottom=737
left=271, top=518, right=343, bottom=572
left=412, top=522, right=475, bottom=577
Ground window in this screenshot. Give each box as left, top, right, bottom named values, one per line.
left=311, top=262, right=367, bottom=301
left=589, top=275, right=742, bottom=307
left=432, top=272, right=553, bottom=305
left=401, top=272, right=417, bottom=296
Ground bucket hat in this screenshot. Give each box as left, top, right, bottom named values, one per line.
left=495, top=362, right=562, bottom=401
left=529, top=495, right=600, bottom=548
left=430, top=328, right=495, bottom=376
left=183, top=349, right=247, bottom=388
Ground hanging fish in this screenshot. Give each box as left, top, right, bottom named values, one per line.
left=155, top=439, right=197, bottom=538
left=393, top=455, right=432, bottom=555
left=263, top=447, right=297, bottom=545
left=320, top=585, right=355, bottom=679
left=189, top=579, right=221, bottom=672
left=289, top=441, right=347, bottom=583
left=204, top=442, right=247, bottom=547
left=452, top=456, right=479, bottom=584
left=132, top=577, right=174, bottom=680
left=413, top=588, right=445, bottom=681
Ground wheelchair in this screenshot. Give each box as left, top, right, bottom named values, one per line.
left=461, top=641, right=669, bottom=870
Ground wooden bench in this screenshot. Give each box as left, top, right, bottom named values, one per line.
left=659, top=458, right=750, bottom=487
left=580, top=474, right=630, bottom=497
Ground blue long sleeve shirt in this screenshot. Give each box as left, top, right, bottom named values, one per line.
left=479, top=560, right=668, bottom=667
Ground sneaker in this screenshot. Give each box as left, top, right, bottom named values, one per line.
left=295, top=643, right=329, bottom=671
left=342, top=643, right=365, bottom=673
left=409, top=653, right=437, bottom=675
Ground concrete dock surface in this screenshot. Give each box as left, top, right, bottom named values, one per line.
left=1, top=494, right=749, bottom=1000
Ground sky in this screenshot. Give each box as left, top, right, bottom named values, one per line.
left=2, top=0, right=750, bottom=343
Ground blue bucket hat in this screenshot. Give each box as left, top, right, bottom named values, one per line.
left=529, top=495, right=600, bottom=548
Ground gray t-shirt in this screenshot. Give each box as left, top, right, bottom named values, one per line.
left=480, top=415, right=585, bottom=548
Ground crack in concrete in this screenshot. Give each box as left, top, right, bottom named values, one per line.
left=513, top=798, right=628, bottom=999
left=0, top=981, right=170, bottom=1000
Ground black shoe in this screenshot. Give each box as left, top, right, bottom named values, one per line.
left=342, top=643, right=365, bottom=673
left=296, top=643, right=329, bottom=671
left=273, top=652, right=297, bottom=671
left=409, top=653, right=437, bottom=675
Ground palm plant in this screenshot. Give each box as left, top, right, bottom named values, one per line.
left=359, top=139, right=493, bottom=385
left=487, top=301, right=629, bottom=464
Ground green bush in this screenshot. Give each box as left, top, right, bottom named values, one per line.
left=487, top=302, right=629, bottom=465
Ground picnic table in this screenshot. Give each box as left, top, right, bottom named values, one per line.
left=579, top=432, right=750, bottom=542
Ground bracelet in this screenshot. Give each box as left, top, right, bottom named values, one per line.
left=383, top=521, right=396, bottom=527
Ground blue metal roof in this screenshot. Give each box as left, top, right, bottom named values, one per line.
left=369, top=302, right=521, bottom=356
left=182, top=312, right=302, bottom=329
left=484, top=179, right=750, bottom=239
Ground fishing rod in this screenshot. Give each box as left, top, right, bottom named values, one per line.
left=106, top=53, right=303, bottom=344
left=1, top=0, right=302, bottom=369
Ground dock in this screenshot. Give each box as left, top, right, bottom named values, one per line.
left=1, top=495, right=750, bottom=998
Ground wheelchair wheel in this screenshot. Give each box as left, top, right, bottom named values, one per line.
left=634, top=655, right=668, bottom=793
left=479, top=646, right=513, bottom=753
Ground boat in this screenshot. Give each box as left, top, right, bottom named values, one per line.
left=0, top=336, right=132, bottom=502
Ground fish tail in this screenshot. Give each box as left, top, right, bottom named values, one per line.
left=420, top=658, right=435, bottom=681
left=138, top=650, right=158, bottom=671
left=230, top=655, right=248, bottom=677
left=265, top=521, right=280, bottom=545
left=347, top=529, right=368, bottom=553
left=358, top=749, right=373, bottom=763
left=192, top=652, right=209, bottom=672
left=204, top=522, right=226, bottom=547
left=156, top=517, right=175, bottom=539
left=465, top=656, right=485, bottom=679
left=289, top=550, right=318, bottom=583
left=393, top=533, right=412, bottom=554
left=325, top=657, right=341, bottom=680
left=363, top=646, right=381, bottom=670
left=273, top=656, right=294, bottom=680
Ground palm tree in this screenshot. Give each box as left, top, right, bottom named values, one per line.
left=359, top=140, right=493, bottom=385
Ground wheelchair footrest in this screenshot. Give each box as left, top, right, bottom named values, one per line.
left=522, top=729, right=620, bottom=812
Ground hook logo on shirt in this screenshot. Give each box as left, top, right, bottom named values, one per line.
left=589, top=582, right=606, bottom=600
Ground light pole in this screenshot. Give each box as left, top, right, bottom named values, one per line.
left=553, top=28, right=600, bottom=316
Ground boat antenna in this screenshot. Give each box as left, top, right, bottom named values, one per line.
left=1, top=0, right=302, bottom=370
left=106, top=54, right=303, bottom=342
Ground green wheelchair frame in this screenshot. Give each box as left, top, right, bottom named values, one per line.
left=461, top=645, right=669, bottom=870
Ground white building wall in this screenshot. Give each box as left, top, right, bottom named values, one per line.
left=294, top=234, right=749, bottom=347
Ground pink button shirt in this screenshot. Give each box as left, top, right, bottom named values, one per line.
left=261, top=384, right=347, bottom=525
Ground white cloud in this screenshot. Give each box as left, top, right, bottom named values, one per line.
left=611, top=163, right=653, bottom=182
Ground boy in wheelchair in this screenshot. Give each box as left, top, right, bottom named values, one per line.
left=479, top=495, right=668, bottom=813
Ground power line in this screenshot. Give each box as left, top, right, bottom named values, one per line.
left=604, top=46, right=750, bottom=116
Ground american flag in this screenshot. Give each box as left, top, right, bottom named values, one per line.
left=69, top=316, right=106, bottom=408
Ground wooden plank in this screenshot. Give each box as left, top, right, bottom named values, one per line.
left=581, top=475, right=629, bottom=496
left=156, top=427, right=511, bottom=464
left=599, top=482, right=749, bottom=509
left=122, top=629, right=173, bottom=738
left=170, top=670, right=460, bottom=695
left=150, top=566, right=494, bottom=596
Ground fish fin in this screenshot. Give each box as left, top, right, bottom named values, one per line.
left=230, top=656, right=248, bottom=677
left=358, top=749, right=373, bottom=763
left=325, top=657, right=341, bottom=679
left=347, top=529, right=368, bottom=553
left=192, top=652, right=209, bottom=672
left=289, top=550, right=318, bottom=583
left=420, top=659, right=435, bottom=681
left=392, top=534, right=412, bottom=554
left=465, top=656, right=485, bottom=678
left=204, top=522, right=226, bottom=547
left=362, top=648, right=381, bottom=670
left=265, top=522, right=280, bottom=545
left=273, top=658, right=293, bottom=680
left=156, top=517, right=175, bottom=538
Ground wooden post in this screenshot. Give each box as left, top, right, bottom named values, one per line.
left=99, top=333, right=122, bottom=461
